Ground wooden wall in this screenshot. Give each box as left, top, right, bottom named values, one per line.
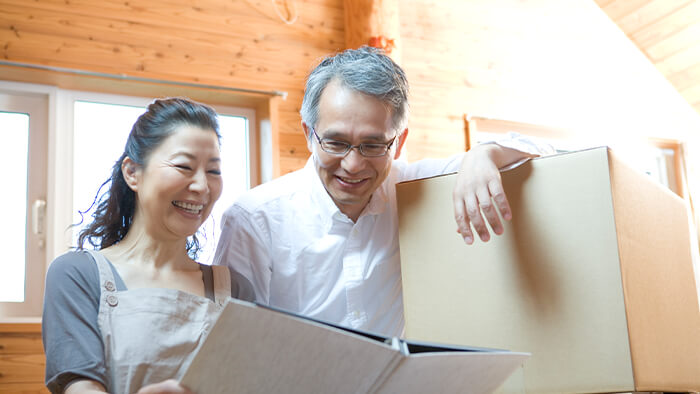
left=399, top=0, right=700, bottom=162
left=0, top=323, right=46, bottom=393
left=2, top=0, right=700, bottom=173
left=0, top=0, right=345, bottom=175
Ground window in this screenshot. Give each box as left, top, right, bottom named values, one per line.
left=464, top=115, right=687, bottom=197
left=0, top=81, right=259, bottom=319
left=62, top=91, right=256, bottom=265
left=0, top=85, right=49, bottom=318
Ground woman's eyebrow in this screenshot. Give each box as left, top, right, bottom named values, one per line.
left=169, top=151, right=221, bottom=162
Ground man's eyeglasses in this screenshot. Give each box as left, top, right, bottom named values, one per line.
left=311, top=127, right=397, bottom=157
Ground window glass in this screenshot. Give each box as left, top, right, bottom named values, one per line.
left=0, top=112, right=29, bottom=302
left=199, top=115, right=249, bottom=264
left=72, top=101, right=145, bottom=240
left=71, top=101, right=249, bottom=264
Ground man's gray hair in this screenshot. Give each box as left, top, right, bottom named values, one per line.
left=300, top=46, right=409, bottom=134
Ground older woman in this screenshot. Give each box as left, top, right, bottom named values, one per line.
left=42, top=98, right=252, bottom=394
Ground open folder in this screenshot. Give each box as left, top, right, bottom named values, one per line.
left=180, top=298, right=529, bottom=394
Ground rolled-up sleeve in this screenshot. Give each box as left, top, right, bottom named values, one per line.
left=42, top=252, right=108, bottom=393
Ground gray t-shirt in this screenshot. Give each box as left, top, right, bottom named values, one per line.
left=42, top=250, right=253, bottom=393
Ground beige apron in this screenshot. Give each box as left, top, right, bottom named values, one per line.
left=88, top=250, right=230, bottom=394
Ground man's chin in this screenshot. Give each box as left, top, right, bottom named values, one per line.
left=330, top=192, right=371, bottom=209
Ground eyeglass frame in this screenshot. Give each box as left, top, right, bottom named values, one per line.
left=310, top=127, right=399, bottom=157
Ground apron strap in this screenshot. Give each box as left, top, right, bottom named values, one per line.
left=211, top=265, right=231, bottom=305
left=86, top=250, right=120, bottom=309
left=86, top=250, right=117, bottom=290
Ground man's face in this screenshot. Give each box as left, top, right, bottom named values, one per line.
left=303, top=79, right=407, bottom=220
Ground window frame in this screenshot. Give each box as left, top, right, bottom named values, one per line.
left=0, top=81, right=259, bottom=319
left=0, top=81, right=54, bottom=320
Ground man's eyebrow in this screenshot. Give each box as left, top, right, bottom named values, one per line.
left=321, top=130, right=390, bottom=142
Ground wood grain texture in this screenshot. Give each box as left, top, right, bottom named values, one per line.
left=344, top=0, right=401, bottom=61
left=596, top=0, right=700, bottom=115
left=0, top=383, right=49, bottom=394
left=0, top=0, right=342, bottom=175
left=0, top=333, right=43, bottom=355
left=2, top=0, right=700, bottom=171
left=0, top=324, right=46, bottom=393
left=400, top=0, right=700, bottom=163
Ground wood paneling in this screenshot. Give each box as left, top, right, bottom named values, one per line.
left=2, top=0, right=700, bottom=170
left=0, top=323, right=47, bottom=394
left=398, top=0, right=700, bottom=163
left=596, top=0, right=700, bottom=115
left=0, top=0, right=343, bottom=175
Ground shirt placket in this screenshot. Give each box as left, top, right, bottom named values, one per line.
left=344, top=224, right=367, bottom=328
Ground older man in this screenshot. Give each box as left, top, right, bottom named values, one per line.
left=214, top=47, right=546, bottom=336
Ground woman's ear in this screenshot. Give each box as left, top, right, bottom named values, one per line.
left=121, top=157, right=141, bottom=192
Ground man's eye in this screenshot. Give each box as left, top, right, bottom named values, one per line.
left=175, top=165, right=192, bottom=170
left=362, top=144, right=387, bottom=154
left=323, top=141, right=349, bottom=151
left=208, top=169, right=222, bottom=175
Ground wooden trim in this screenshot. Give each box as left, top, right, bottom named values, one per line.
left=647, top=137, right=686, bottom=198
left=463, top=114, right=471, bottom=151
left=464, top=115, right=575, bottom=143
left=0, top=60, right=286, bottom=98
left=0, top=323, right=41, bottom=334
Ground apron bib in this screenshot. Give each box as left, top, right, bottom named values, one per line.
left=88, top=250, right=230, bottom=394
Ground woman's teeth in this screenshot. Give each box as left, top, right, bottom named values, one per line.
left=173, top=201, right=203, bottom=214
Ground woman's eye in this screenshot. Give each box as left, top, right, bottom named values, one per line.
left=175, top=165, right=192, bottom=170
left=208, top=169, right=222, bottom=175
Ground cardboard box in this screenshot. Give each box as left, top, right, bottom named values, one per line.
left=397, top=147, right=700, bottom=393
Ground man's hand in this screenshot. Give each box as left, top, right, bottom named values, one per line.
left=453, top=143, right=536, bottom=244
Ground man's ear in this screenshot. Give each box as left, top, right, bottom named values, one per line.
left=121, top=157, right=141, bottom=192
left=301, top=121, right=314, bottom=153
left=393, top=128, right=409, bottom=159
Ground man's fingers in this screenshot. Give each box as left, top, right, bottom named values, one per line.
left=453, top=198, right=474, bottom=244
left=475, top=188, right=498, bottom=241
left=489, top=179, right=512, bottom=221
left=466, top=195, right=489, bottom=243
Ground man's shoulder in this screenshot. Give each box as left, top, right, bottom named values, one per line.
left=232, top=167, right=311, bottom=213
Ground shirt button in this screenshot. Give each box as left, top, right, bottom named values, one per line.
left=106, top=295, right=119, bottom=307
left=103, top=280, right=115, bottom=292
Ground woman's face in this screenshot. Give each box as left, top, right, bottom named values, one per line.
left=130, top=124, right=222, bottom=241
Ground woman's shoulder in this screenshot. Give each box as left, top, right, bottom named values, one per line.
left=46, top=250, right=99, bottom=285
left=49, top=250, right=96, bottom=271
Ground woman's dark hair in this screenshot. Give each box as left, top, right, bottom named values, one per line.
left=76, top=97, right=220, bottom=257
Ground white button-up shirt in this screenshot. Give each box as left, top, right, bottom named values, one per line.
left=213, top=136, right=552, bottom=336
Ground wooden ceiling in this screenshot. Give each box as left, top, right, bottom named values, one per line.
left=595, top=0, right=700, bottom=115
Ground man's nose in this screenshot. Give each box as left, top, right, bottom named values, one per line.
left=341, top=147, right=366, bottom=173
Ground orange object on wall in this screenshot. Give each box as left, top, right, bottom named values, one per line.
left=368, top=35, right=396, bottom=54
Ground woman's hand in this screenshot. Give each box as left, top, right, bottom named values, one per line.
left=136, top=379, right=193, bottom=394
